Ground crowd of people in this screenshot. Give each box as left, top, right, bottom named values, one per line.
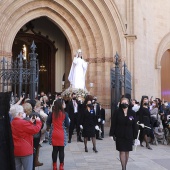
left=9, top=91, right=106, bottom=170
left=110, top=95, right=170, bottom=170
left=9, top=89, right=170, bottom=170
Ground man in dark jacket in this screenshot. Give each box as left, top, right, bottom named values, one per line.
left=67, top=93, right=83, bottom=143
left=93, top=97, right=102, bottom=140
left=26, top=99, right=44, bottom=169
left=100, top=105, right=105, bottom=138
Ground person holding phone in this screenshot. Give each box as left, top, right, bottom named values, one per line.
left=10, top=104, right=42, bottom=170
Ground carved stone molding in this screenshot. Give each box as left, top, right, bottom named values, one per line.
left=86, top=57, right=113, bottom=63
left=0, top=50, right=12, bottom=57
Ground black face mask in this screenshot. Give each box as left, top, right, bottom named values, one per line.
left=87, top=104, right=93, bottom=109
left=72, top=97, right=76, bottom=100
left=120, top=103, right=129, bottom=109
left=143, top=102, right=148, bottom=106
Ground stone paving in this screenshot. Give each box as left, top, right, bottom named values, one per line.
left=36, top=127, right=170, bottom=170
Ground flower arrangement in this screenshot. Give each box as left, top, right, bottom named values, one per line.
left=61, top=87, right=89, bottom=101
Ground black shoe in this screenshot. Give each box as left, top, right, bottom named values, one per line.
left=68, top=140, right=71, bottom=143
left=77, top=136, right=83, bottom=142
left=85, top=147, right=88, bottom=152
left=101, top=136, right=104, bottom=138
left=43, top=139, right=48, bottom=143
left=79, top=138, right=84, bottom=142
left=93, top=147, right=98, bottom=153
left=96, top=137, right=103, bottom=140
left=140, top=144, right=144, bottom=147
left=146, top=145, right=152, bottom=150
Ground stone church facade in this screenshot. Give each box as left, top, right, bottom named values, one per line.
left=0, top=0, right=170, bottom=108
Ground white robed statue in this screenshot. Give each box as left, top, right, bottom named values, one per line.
left=68, top=49, right=88, bottom=90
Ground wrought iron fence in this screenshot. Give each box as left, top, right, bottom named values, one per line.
left=0, top=41, right=39, bottom=100
left=110, top=52, right=132, bottom=115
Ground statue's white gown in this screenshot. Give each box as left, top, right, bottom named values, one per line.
left=68, top=57, right=88, bottom=89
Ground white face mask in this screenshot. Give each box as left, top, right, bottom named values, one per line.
left=152, top=103, right=156, bottom=106
left=164, top=103, right=168, bottom=107
left=22, top=113, right=26, bottom=119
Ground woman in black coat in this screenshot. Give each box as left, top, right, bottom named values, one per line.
left=110, top=97, right=136, bottom=170
left=138, top=96, right=152, bottom=150
left=80, top=100, right=98, bottom=153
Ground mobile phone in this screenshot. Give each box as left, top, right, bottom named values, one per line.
left=32, top=115, right=36, bottom=119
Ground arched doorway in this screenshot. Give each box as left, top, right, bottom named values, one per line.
left=161, top=50, right=170, bottom=101
left=12, top=17, right=72, bottom=94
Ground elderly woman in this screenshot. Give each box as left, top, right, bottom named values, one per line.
left=10, top=104, right=42, bottom=170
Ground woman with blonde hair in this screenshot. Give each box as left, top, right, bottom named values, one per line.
left=22, top=103, right=32, bottom=118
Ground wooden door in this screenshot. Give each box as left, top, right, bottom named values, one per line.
left=161, top=50, right=170, bottom=101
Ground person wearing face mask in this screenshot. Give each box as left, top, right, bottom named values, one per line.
left=67, top=93, right=83, bottom=143
left=150, top=100, right=159, bottom=120
left=80, top=100, right=98, bottom=153
left=138, top=96, right=152, bottom=150
left=110, top=97, right=136, bottom=170
left=92, top=97, right=102, bottom=140
left=150, top=100, right=160, bottom=144
left=161, top=101, right=170, bottom=128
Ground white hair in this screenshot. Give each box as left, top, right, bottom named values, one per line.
left=9, top=104, right=24, bottom=118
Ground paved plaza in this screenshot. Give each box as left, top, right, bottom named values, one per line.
left=37, top=127, right=170, bottom=170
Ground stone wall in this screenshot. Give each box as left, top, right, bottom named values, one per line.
left=0, top=0, right=170, bottom=114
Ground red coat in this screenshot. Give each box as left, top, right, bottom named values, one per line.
left=11, top=117, right=42, bottom=157
left=52, top=111, right=66, bottom=146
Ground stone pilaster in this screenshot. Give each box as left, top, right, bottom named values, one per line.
left=125, top=35, right=137, bottom=98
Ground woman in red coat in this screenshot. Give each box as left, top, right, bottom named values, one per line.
left=10, top=104, right=42, bottom=170
left=51, top=99, right=70, bottom=170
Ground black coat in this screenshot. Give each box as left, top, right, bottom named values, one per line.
left=93, top=103, right=100, bottom=124
left=81, top=109, right=97, bottom=137
left=138, top=107, right=151, bottom=136
left=139, top=107, right=151, bottom=126
left=67, top=99, right=81, bottom=121
left=110, top=108, right=137, bottom=140
left=100, top=108, right=105, bottom=121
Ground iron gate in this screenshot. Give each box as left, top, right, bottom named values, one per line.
left=0, top=41, right=39, bottom=100
left=110, top=52, right=132, bottom=115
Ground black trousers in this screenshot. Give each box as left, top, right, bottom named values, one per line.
left=69, top=113, right=80, bottom=140
left=52, top=146, right=64, bottom=163
left=32, top=137, right=40, bottom=170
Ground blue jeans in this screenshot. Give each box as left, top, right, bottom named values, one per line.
left=15, top=154, right=33, bottom=170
